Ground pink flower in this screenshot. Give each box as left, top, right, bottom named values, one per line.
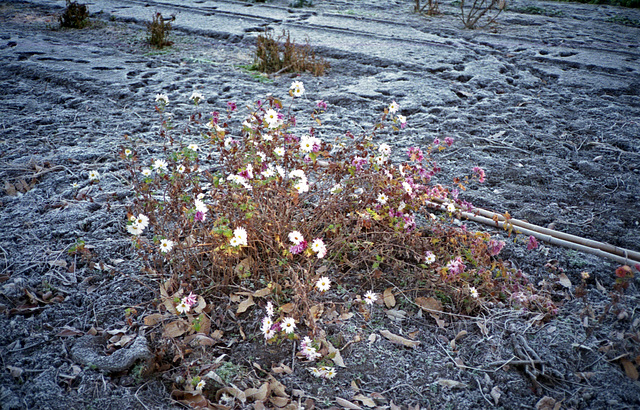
left=403, top=214, right=416, bottom=231
left=446, top=256, right=466, bottom=275
left=527, top=236, right=539, bottom=250
left=317, top=100, right=327, bottom=110
left=227, top=101, right=236, bottom=112
left=352, top=157, right=367, bottom=172
left=444, top=137, right=454, bottom=146
left=408, top=147, right=424, bottom=162
left=433, top=138, right=440, bottom=145
left=473, top=166, right=486, bottom=183
left=182, top=292, right=197, bottom=308
left=195, top=211, right=206, bottom=222
left=290, top=241, right=307, bottom=255
left=488, top=239, right=505, bottom=256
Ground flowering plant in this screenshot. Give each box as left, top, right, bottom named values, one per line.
left=122, top=83, right=556, bottom=387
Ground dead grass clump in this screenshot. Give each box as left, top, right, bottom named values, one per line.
left=460, top=0, right=506, bottom=29
left=414, top=0, right=440, bottom=16
left=59, top=1, right=89, bottom=29
left=147, top=12, right=173, bottom=49
left=254, top=29, right=329, bottom=76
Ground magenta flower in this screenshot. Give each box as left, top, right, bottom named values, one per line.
left=227, top=101, right=237, bottom=112
left=182, top=292, right=197, bottom=308
left=488, top=239, right=505, bottom=256
left=408, top=147, right=424, bottom=162
left=317, top=100, right=327, bottom=110
left=527, top=236, right=539, bottom=250
left=290, top=240, right=308, bottom=255
left=446, top=256, right=466, bottom=275
left=444, top=137, right=454, bottom=146
left=473, top=166, right=486, bottom=183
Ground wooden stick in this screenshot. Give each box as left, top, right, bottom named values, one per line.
left=425, top=201, right=640, bottom=267
left=469, top=206, right=640, bottom=262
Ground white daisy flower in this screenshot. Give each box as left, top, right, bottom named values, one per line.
left=281, top=317, right=296, bottom=334
left=127, top=223, right=143, bottom=235
left=190, top=91, right=204, bottom=104
left=134, top=214, right=149, bottom=230
left=153, top=159, right=169, bottom=173
left=378, top=143, right=392, bottom=156
left=288, top=231, right=304, bottom=245
left=290, top=80, right=305, bottom=97
left=364, top=291, right=377, bottom=305
left=159, top=239, right=174, bottom=253
left=425, top=252, right=436, bottom=264
left=155, top=94, right=169, bottom=105
left=176, top=301, right=189, bottom=314
left=469, top=286, right=479, bottom=299
left=315, top=276, right=331, bottom=292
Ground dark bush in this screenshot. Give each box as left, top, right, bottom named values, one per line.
left=59, top=1, right=89, bottom=29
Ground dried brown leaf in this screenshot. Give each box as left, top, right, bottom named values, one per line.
left=490, top=386, right=502, bottom=405
left=455, top=330, right=468, bottom=341
left=280, top=302, right=295, bottom=314
left=55, top=326, right=84, bottom=337
left=385, top=309, right=406, bottom=321
left=193, top=296, right=207, bottom=314
left=163, top=320, right=188, bottom=338
left=353, top=394, right=376, bottom=407
left=383, top=288, right=395, bottom=308
left=48, top=260, right=67, bottom=269
left=219, top=386, right=246, bottom=403
left=379, top=329, right=420, bottom=348
left=324, top=339, right=346, bottom=367
left=171, top=390, right=209, bottom=408
left=253, top=287, right=272, bottom=298
left=335, top=397, right=362, bottom=409
left=415, top=296, right=442, bottom=312
left=269, top=396, right=289, bottom=408
left=4, top=181, right=17, bottom=196
left=437, top=379, right=467, bottom=389
left=535, top=396, right=557, bottom=410
left=558, top=273, right=572, bottom=288
left=236, top=296, right=255, bottom=315
left=245, top=382, right=269, bottom=401
left=621, top=358, right=639, bottom=380
left=143, top=313, right=165, bottom=326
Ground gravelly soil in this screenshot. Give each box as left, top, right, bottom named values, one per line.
left=0, top=0, right=639, bottom=409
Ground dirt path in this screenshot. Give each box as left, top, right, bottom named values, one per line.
left=0, top=0, right=639, bottom=408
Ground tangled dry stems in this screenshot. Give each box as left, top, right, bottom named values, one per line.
left=254, top=29, right=329, bottom=76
